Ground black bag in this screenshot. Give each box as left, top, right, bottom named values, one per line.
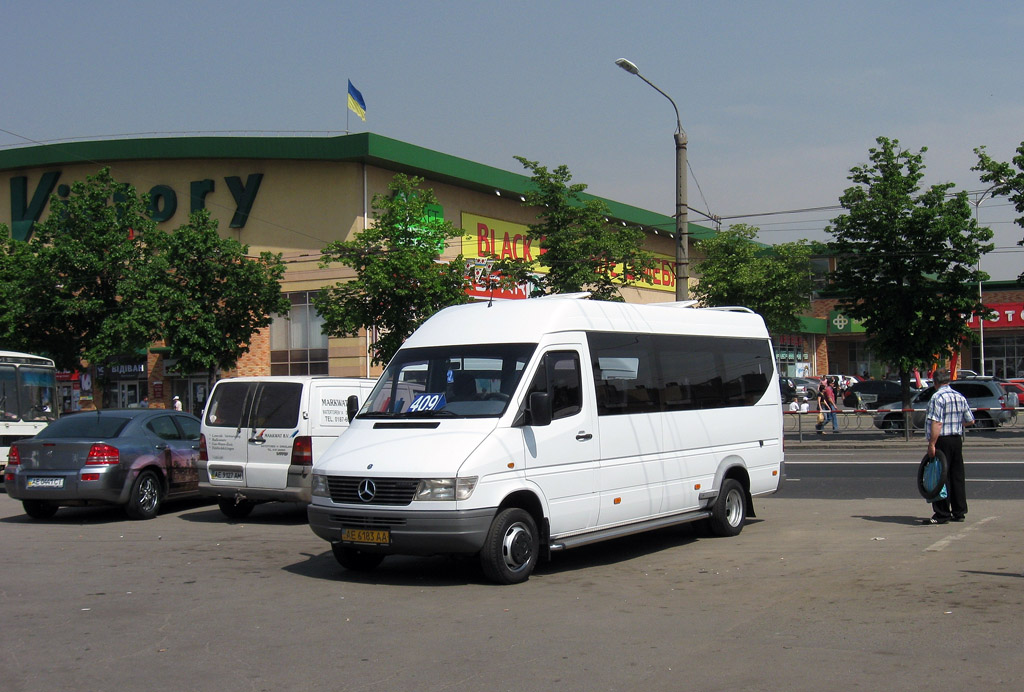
left=917, top=450, right=949, bottom=503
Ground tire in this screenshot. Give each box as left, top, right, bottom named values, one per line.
left=218, top=499, right=256, bottom=520
left=708, top=478, right=746, bottom=537
left=975, top=412, right=996, bottom=430
left=480, top=508, right=539, bottom=585
left=22, top=500, right=59, bottom=520
left=331, top=543, right=385, bottom=572
left=880, top=415, right=903, bottom=434
left=125, top=470, right=163, bottom=520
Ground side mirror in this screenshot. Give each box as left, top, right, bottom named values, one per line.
left=346, top=395, right=360, bottom=422
left=528, top=392, right=552, bottom=427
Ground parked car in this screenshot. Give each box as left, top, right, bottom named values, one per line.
left=825, top=374, right=859, bottom=390
left=791, top=377, right=820, bottom=401
left=873, top=377, right=1017, bottom=432
left=3, top=409, right=202, bottom=520
left=842, top=380, right=906, bottom=409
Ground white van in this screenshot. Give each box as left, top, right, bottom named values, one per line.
left=199, top=376, right=376, bottom=518
left=308, top=296, right=784, bottom=583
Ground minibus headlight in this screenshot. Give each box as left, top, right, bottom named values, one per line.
left=414, top=477, right=479, bottom=501
left=311, top=473, right=330, bottom=497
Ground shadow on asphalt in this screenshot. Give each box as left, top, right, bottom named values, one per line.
left=0, top=496, right=213, bottom=525
left=852, top=514, right=926, bottom=526
left=283, top=518, right=763, bottom=587
left=177, top=501, right=309, bottom=526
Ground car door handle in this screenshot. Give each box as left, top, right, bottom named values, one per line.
left=576, top=431, right=593, bottom=441
left=248, top=438, right=265, bottom=445
left=155, top=443, right=168, bottom=450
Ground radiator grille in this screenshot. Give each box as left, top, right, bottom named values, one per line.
left=325, top=476, right=420, bottom=506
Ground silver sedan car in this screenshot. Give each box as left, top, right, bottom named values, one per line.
left=4, top=409, right=202, bottom=520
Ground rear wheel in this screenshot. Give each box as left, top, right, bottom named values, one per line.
left=125, top=470, right=163, bottom=520
left=22, top=500, right=59, bottom=520
left=480, top=508, right=539, bottom=584
left=708, top=478, right=746, bottom=537
left=975, top=412, right=996, bottom=429
left=218, top=499, right=256, bottom=520
left=331, top=543, right=385, bottom=572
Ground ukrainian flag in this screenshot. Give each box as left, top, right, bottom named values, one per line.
left=347, top=80, right=366, bottom=122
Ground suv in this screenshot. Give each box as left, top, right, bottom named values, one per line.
left=873, top=377, right=1017, bottom=431
left=843, top=380, right=905, bottom=409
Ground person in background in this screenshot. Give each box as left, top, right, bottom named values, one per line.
left=140, top=396, right=149, bottom=408
left=823, top=378, right=839, bottom=433
left=172, top=395, right=183, bottom=412
left=924, top=369, right=974, bottom=525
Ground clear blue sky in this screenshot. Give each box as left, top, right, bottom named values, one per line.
left=4, top=1, right=1024, bottom=278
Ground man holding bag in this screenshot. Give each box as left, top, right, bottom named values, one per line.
left=923, top=369, right=974, bottom=525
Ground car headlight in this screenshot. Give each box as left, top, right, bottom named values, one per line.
left=311, top=473, right=330, bottom=497
left=413, top=477, right=479, bottom=501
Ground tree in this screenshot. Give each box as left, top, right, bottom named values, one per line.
left=314, top=174, right=469, bottom=366
left=157, top=209, right=289, bottom=378
left=692, top=223, right=813, bottom=334
left=491, top=156, right=655, bottom=301
left=828, top=137, right=992, bottom=410
left=974, top=143, right=1024, bottom=281
left=0, top=168, right=166, bottom=371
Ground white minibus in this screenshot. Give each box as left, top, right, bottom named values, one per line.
left=308, top=295, right=784, bottom=583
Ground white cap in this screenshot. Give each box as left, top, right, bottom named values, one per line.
left=173, top=395, right=180, bottom=400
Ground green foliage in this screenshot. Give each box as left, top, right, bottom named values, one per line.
left=828, top=137, right=992, bottom=399
left=974, top=143, right=1024, bottom=282
left=0, top=168, right=166, bottom=370
left=157, top=210, right=289, bottom=376
left=492, top=157, right=655, bottom=302
left=692, top=224, right=813, bottom=334
left=314, top=174, right=469, bottom=366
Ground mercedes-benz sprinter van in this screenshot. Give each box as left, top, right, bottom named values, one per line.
left=308, top=296, right=784, bottom=583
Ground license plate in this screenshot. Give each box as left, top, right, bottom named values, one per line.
left=342, top=528, right=390, bottom=545
left=211, top=469, right=243, bottom=481
left=861, top=394, right=878, bottom=403
left=27, top=477, right=64, bottom=489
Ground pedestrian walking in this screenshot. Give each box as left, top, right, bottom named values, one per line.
left=923, top=369, right=974, bottom=525
left=172, top=395, right=183, bottom=412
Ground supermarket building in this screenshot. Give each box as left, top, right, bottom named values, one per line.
left=2, top=134, right=1018, bottom=412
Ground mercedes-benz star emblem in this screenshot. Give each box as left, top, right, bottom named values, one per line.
left=357, top=479, right=376, bottom=503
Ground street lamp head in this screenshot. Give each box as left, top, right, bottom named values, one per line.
left=615, top=58, right=639, bottom=75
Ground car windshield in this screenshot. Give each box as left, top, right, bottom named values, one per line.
left=34, top=413, right=131, bottom=439
left=360, top=343, right=536, bottom=419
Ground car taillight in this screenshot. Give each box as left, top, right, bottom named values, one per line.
left=7, top=446, right=21, bottom=467
left=199, top=433, right=208, bottom=462
left=291, top=436, right=313, bottom=466
left=85, top=443, right=120, bottom=465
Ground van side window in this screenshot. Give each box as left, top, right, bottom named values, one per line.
left=253, top=383, right=303, bottom=428
left=527, top=351, right=582, bottom=420
left=589, top=331, right=773, bottom=415
left=205, top=382, right=250, bottom=427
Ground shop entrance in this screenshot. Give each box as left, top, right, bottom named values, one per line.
left=117, top=381, right=141, bottom=408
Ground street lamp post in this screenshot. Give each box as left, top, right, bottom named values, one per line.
left=971, top=183, right=1001, bottom=377
left=615, top=58, right=689, bottom=301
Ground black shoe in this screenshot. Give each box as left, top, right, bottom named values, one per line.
left=923, top=517, right=949, bottom=525
left=951, top=516, right=965, bottom=522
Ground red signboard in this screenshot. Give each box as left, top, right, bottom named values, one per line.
left=967, top=303, right=1024, bottom=330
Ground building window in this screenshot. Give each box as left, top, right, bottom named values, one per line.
left=270, top=291, right=328, bottom=375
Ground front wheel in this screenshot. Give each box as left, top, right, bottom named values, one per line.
left=331, top=543, right=385, bottom=572
left=125, top=470, right=163, bottom=520
left=708, top=478, right=746, bottom=537
left=480, top=508, right=539, bottom=584
left=22, top=500, right=59, bottom=520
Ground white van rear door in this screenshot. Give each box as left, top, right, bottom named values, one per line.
left=203, top=380, right=256, bottom=484
left=244, top=381, right=304, bottom=490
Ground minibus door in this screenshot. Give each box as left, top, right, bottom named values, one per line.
left=522, top=349, right=599, bottom=534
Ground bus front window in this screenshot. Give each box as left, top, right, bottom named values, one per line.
left=19, top=366, right=57, bottom=422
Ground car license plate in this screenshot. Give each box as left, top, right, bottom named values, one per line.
left=211, top=469, right=243, bottom=481
left=342, top=528, right=390, bottom=545
left=861, top=394, right=878, bottom=403
left=27, top=477, right=64, bottom=489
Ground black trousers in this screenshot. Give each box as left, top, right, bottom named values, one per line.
left=932, top=434, right=967, bottom=519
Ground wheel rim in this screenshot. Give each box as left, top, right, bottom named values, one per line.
left=724, top=488, right=743, bottom=527
left=501, top=522, right=534, bottom=573
left=138, top=475, right=159, bottom=513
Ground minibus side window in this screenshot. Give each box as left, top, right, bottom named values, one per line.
left=527, top=352, right=582, bottom=421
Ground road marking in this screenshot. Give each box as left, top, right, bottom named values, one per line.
left=925, top=515, right=999, bottom=552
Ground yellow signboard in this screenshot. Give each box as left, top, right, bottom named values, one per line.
left=460, top=213, right=675, bottom=293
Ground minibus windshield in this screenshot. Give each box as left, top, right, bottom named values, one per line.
left=361, top=344, right=536, bottom=418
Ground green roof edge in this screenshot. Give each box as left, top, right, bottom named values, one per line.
left=0, top=133, right=713, bottom=240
